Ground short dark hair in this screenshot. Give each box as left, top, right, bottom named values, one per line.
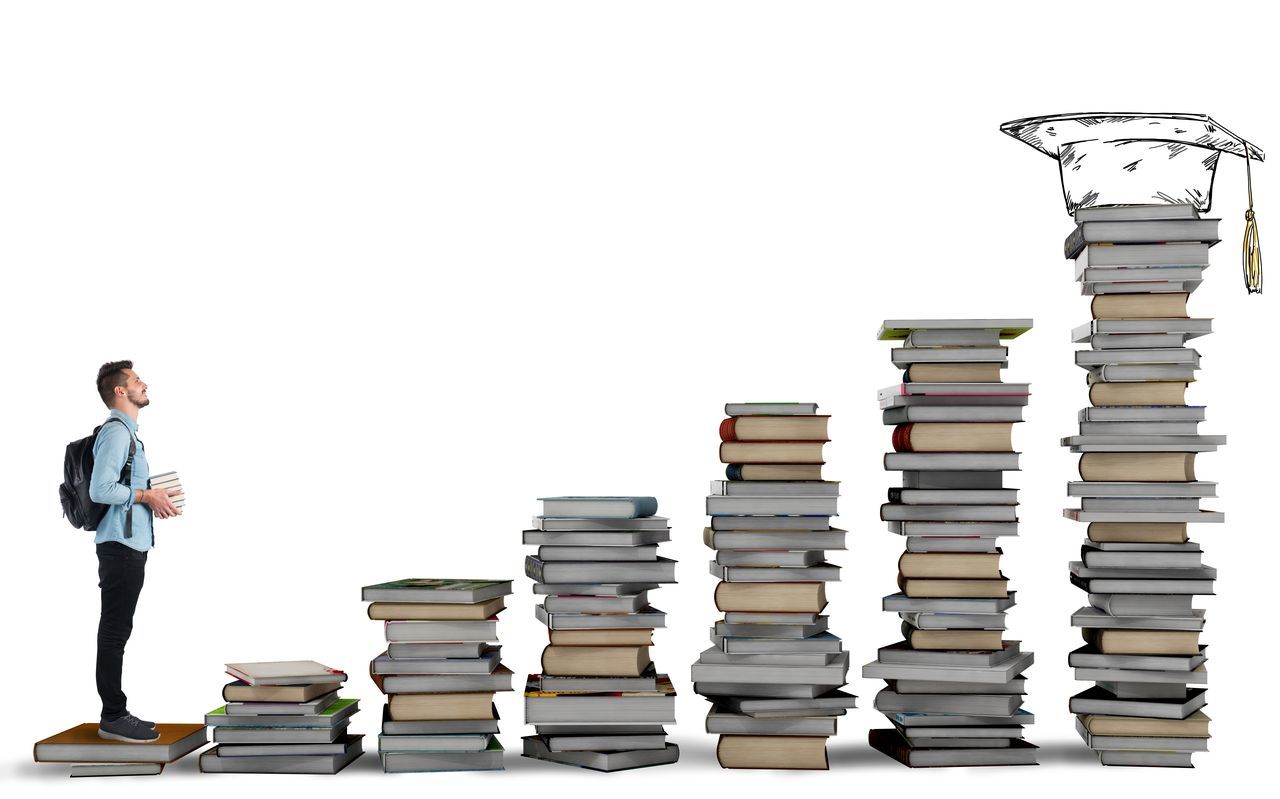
left=97, top=360, right=133, bottom=406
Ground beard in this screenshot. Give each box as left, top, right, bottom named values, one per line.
left=127, top=389, right=150, bottom=408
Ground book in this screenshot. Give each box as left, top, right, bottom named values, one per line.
left=224, top=660, right=346, bottom=686
left=34, top=724, right=207, bottom=763
left=361, top=578, right=513, bottom=604
left=719, top=415, right=830, bottom=441
left=539, top=496, right=658, bottom=518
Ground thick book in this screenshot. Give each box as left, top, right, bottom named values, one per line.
left=205, top=698, right=359, bottom=728
left=522, top=735, right=678, bottom=772
left=381, top=736, right=504, bottom=773
left=199, top=736, right=363, bottom=774
left=523, top=674, right=676, bottom=724
left=725, top=402, right=817, bottom=416
left=372, top=665, right=514, bottom=695
left=34, top=723, right=207, bottom=763
left=1064, top=219, right=1220, bottom=259
left=526, top=556, right=677, bottom=584
left=715, top=735, right=829, bottom=770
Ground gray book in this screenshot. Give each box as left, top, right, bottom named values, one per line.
left=220, top=739, right=364, bottom=757
left=522, top=529, right=669, bottom=546
left=533, top=516, right=670, bottom=531
left=1072, top=319, right=1212, bottom=341
left=725, top=402, right=817, bottom=415
left=709, top=561, right=839, bottom=582
left=693, top=682, right=833, bottom=699
left=544, top=732, right=667, bottom=751
left=1070, top=562, right=1216, bottom=580
left=869, top=729, right=1038, bottom=767
left=532, top=582, right=657, bottom=596
left=521, top=736, right=679, bottom=772
left=1081, top=497, right=1203, bottom=512
left=710, top=515, right=831, bottom=531
left=360, top=580, right=512, bottom=604
left=704, top=528, right=847, bottom=550
left=381, top=705, right=500, bottom=735
left=535, top=604, right=666, bottom=630
left=1076, top=348, right=1200, bottom=366
left=205, top=699, right=358, bottom=728
left=1069, top=686, right=1207, bottom=719
left=874, top=689, right=1023, bottom=716
left=698, top=649, right=834, bottom=666
left=1068, top=645, right=1206, bottom=672
left=1084, top=332, right=1197, bottom=349
left=899, top=611, right=1006, bottom=630
left=539, top=674, right=659, bottom=692
left=882, top=593, right=1017, bottom=614
left=385, top=619, right=498, bottom=643
left=1081, top=545, right=1203, bottom=568
left=892, top=678, right=1025, bottom=694
left=723, top=611, right=820, bottom=624
left=905, top=537, right=1000, bottom=553
left=890, top=709, right=1034, bottom=727
left=524, top=693, right=675, bottom=725
left=904, top=329, right=1002, bottom=347
left=543, top=593, right=648, bottom=613
left=878, top=319, right=1032, bottom=337
left=715, top=549, right=824, bottom=568
left=377, top=666, right=513, bottom=694
left=714, top=690, right=857, bottom=714
left=710, top=480, right=840, bottom=497
left=881, top=393, right=1029, bottom=409
left=706, top=495, right=839, bottom=515
left=1073, top=665, right=1208, bottom=686
left=1075, top=718, right=1208, bottom=752
left=884, top=452, right=1021, bottom=471
left=69, top=763, right=164, bottom=777
left=879, top=382, right=1030, bottom=402
left=890, top=488, right=1018, bottom=505
left=537, top=545, right=657, bottom=562
left=381, top=737, right=503, bottom=772
left=1077, top=419, right=1204, bottom=433
left=705, top=709, right=838, bottom=736
left=1064, top=218, right=1220, bottom=258
left=376, top=733, right=493, bottom=753
left=876, top=640, right=1020, bottom=668
left=214, top=724, right=347, bottom=744
left=1089, top=593, right=1194, bottom=615
left=224, top=691, right=339, bottom=715
left=862, top=652, right=1034, bottom=685
left=1097, top=681, right=1189, bottom=700
left=1098, top=750, right=1194, bottom=767
left=1078, top=407, right=1207, bottom=423
left=891, top=346, right=1009, bottom=365
left=1070, top=606, right=1205, bottom=631
left=897, top=723, right=1024, bottom=739
left=1083, top=363, right=1198, bottom=382
left=692, top=650, right=849, bottom=685
left=884, top=406, right=1024, bottom=424
left=387, top=641, right=487, bottom=659
left=1066, top=508, right=1224, bottom=524
left=371, top=650, right=500, bottom=675
left=198, top=736, right=363, bottom=774
left=1074, top=204, right=1201, bottom=223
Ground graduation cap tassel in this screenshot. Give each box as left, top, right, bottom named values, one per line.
left=1244, top=144, right=1263, bottom=294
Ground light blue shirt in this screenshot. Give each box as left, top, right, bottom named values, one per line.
left=89, top=410, right=153, bottom=551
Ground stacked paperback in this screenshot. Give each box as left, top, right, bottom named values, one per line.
left=1063, top=204, right=1219, bottom=767
left=693, top=403, right=853, bottom=770
left=33, top=724, right=206, bottom=777
left=522, top=496, right=679, bottom=771
left=201, top=660, right=363, bottom=773
left=864, top=321, right=1038, bottom=767
left=361, top=578, right=515, bottom=772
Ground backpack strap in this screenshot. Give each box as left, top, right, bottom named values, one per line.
left=107, top=418, right=137, bottom=540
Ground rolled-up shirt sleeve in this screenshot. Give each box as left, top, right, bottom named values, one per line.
left=89, top=424, right=135, bottom=507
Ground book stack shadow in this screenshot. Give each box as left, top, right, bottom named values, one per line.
left=864, top=320, right=1038, bottom=767
left=1063, top=205, right=1220, bottom=767
left=693, top=403, right=854, bottom=770
left=362, top=578, right=515, bottom=772
left=522, top=496, right=679, bottom=771
left=200, top=660, right=362, bottom=774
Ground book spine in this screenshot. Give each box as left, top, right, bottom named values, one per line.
left=719, top=417, right=738, bottom=442
left=725, top=464, right=743, bottom=481
left=892, top=424, right=914, bottom=453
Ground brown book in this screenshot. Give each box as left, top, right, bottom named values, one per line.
left=1091, top=292, right=1189, bottom=319
left=222, top=681, right=336, bottom=703
left=893, top=423, right=1013, bottom=453
left=905, top=628, right=1004, bottom=651
left=1079, top=452, right=1196, bottom=482
left=898, top=552, right=1002, bottom=579
left=720, top=416, right=829, bottom=441
left=367, top=598, right=505, bottom=621
left=1080, top=711, right=1211, bottom=737
left=898, top=575, right=1008, bottom=598
left=1088, top=522, right=1188, bottom=544
left=905, top=363, right=1003, bottom=383
left=548, top=628, right=654, bottom=646
left=540, top=645, right=651, bottom=677
left=34, top=724, right=207, bottom=763
left=1089, top=381, right=1188, bottom=406
left=716, top=735, right=829, bottom=770
left=1083, top=629, right=1201, bottom=656
left=729, top=463, right=824, bottom=480
left=719, top=441, right=825, bottom=464
left=714, top=581, right=827, bottom=613
left=388, top=692, right=496, bottom=721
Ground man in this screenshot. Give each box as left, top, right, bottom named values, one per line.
left=88, top=361, right=181, bottom=742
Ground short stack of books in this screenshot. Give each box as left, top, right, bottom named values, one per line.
left=361, top=579, right=515, bottom=772
left=522, top=496, right=679, bottom=771
left=693, top=403, right=853, bottom=770
left=148, top=470, right=184, bottom=511
left=200, top=660, right=363, bottom=774
left=864, top=320, right=1038, bottom=767
left=34, top=723, right=206, bottom=777
left=1063, top=205, right=1220, bottom=767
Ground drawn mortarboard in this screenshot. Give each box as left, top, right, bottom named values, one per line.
left=1000, top=112, right=1264, bottom=293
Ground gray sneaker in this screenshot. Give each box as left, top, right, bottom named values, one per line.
left=99, top=713, right=160, bottom=742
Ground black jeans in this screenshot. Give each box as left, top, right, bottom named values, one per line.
left=96, top=541, right=147, bottom=722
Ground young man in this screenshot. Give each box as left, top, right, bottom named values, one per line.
left=88, top=361, right=181, bottom=742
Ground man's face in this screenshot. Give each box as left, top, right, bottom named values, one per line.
left=120, top=368, right=150, bottom=408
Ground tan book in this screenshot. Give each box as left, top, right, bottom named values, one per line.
left=716, top=734, right=829, bottom=770
left=719, top=441, right=825, bottom=464
left=1079, top=452, right=1196, bottom=482
left=898, top=576, right=1008, bottom=598
left=548, top=628, right=654, bottom=646
left=894, top=423, right=1013, bottom=453
left=540, top=645, right=651, bottom=677
left=905, top=363, right=1003, bottom=383
left=906, top=629, right=1004, bottom=651
left=34, top=724, right=207, bottom=763
left=1080, top=711, right=1211, bottom=737
left=1091, top=293, right=1189, bottom=319
left=721, top=416, right=829, bottom=441
left=714, top=581, right=827, bottom=613
left=388, top=692, right=496, bottom=721
left=222, top=681, right=336, bottom=703
left=367, top=597, right=504, bottom=621
left=898, top=552, right=1002, bottom=579
left=1089, top=381, right=1188, bottom=406
left=1088, top=522, right=1188, bottom=544
left=1083, top=629, right=1201, bottom=656
left=729, top=463, right=824, bottom=480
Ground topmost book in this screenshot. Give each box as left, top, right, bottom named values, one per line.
left=725, top=403, right=818, bottom=416
left=224, top=660, right=346, bottom=686
left=539, top=496, right=658, bottom=519
left=361, top=578, right=514, bottom=604
left=1074, top=204, right=1200, bottom=223
left=878, top=320, right=1032, bottom=341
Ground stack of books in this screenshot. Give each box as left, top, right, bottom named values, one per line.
left=692, top=403, right=853, bottom=770
left=148, top=470, right=184, bottom=511
left=361, top=579, right=515, bottom=772
left=522, top=496, right=679, bottom=771
left=864, top=321, right=1039, bottom=767
left=200, top=660, right=363, bottom=774
left=34, top=724, right=206, bottom=777
left=1063, top=205, right=1219, bottom=767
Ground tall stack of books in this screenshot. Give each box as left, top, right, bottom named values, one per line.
left=1062, top=206, right=1220, bottom=767
left=864, top=321, right=1038, bottom=767
left=692, top=403, right=853, bottom=770
left=522, top=496, right=679, bottom=771
left=200, top=660, right=363, bottom=774
left=361, top=579, right=515, bottom=772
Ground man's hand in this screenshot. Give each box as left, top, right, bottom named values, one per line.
left=140, top=488, right=183, bottom=519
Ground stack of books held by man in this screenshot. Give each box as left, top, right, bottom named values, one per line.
left=360, top=579, right=514, bottom=772
left=864, top=320, right=1039, bottom=767
left=692, top=403, right=853, bottom=770
left=522, top=496, right=679, bottom=771
left=148, top=471, right=184, bottom=511
left=1064, top=204, right=1220, bottom=767
left=200, top=660, right=362, bottom=774
left=34, top=724, right=206, bottom=777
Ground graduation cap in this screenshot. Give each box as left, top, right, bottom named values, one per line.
left=1000, top=112, right=1264, bottom=294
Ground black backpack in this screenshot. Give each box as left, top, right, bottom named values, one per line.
left=60, top=418, right=136, bottom=537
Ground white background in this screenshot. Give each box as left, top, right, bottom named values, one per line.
left=2, top=0, right=1276, bottom=794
